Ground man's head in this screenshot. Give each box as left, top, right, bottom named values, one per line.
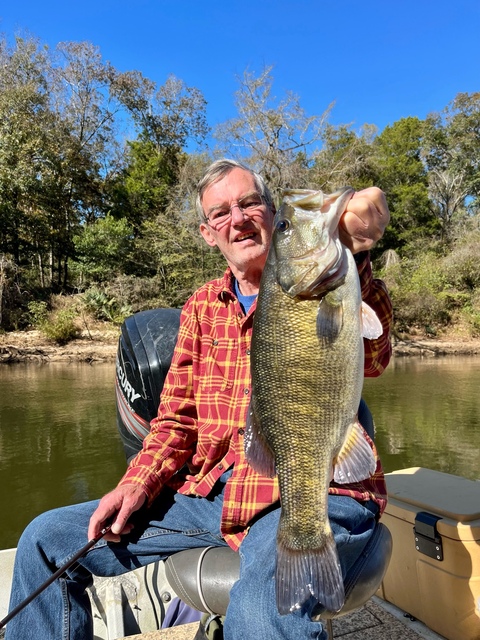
left=197, top=159, right=275, bottom=292
left=196, top=159, right=274, bottom=223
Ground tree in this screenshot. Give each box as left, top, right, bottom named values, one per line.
left=215, top=66, right=332, bottom=201
left=310, top=123, right=377, bottom=191
left=371, top=117, right=438, bottom=252
left=423, top=93, right=480, bottom=240
left=72, top=215, right=134, bottom=285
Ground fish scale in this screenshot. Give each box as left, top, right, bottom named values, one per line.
left=245, top=187, right=382, bottom=615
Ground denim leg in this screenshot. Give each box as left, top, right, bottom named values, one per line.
left=5, top=484, right=228, bottom=640
left=223, top=495, right=377, bottom=640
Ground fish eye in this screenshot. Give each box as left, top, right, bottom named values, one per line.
left=276, top=219, right=290, bottom=233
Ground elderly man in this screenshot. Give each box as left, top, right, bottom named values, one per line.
left=6, top=159, right=392, bottom=640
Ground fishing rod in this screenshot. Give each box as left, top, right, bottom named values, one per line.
left=0, top=524, right=111, bottom=631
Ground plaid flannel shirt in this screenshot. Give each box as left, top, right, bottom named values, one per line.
left=120, top=253, right=393, bottom=551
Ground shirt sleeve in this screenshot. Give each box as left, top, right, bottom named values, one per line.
left=356, top=251, right=393, bottom=378
left=119, top=300, right=199, bottom=503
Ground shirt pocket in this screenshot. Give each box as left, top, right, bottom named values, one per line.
left=199, top=337, right=238, bottom=392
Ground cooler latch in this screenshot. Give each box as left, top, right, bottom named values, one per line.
left=414, top=511, right=443, bottom=561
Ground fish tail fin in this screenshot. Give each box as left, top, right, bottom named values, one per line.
left=244, top=401, right=276, bottom=477
left=333, top=420, right=377, bottom=484
left=276, top=532, right=344, bottom=615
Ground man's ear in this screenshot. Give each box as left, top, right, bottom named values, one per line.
left=199, top=222, right=217, bottom=248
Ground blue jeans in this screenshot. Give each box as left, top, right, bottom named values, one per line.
left=6, top=476, right=377, bottom=640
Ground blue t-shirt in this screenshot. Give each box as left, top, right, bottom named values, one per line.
left=234, top=279, right=257, bottom=314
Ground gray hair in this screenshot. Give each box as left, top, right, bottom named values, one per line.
left=195, top=158, right=274, bottom=222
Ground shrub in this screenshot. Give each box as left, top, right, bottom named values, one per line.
left=27, top=300, right=49, bottom=327
left=41, top=309, right=79, bottom=344
left=82, top=287, right=132, bottom=324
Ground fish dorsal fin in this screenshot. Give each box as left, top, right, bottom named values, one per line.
left=317, top=294, right=343, bottom=343
left=361, top=302, right=383, bottom=339
left=333, top=420, right=376, bottom=484
left=244, top=401, right=276, bottom=478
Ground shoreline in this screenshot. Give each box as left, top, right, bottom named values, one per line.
left=1, top=329, right=480, bottom=363
left=0, top=329, right=119, bottom=364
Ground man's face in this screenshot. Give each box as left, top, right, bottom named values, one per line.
left=199, top=168, right=274, bottom=284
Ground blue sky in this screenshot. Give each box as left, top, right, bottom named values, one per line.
left=1, top=1, right=479, bottom=139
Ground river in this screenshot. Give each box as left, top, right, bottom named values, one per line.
left=0, top=356, right=479, bottom=550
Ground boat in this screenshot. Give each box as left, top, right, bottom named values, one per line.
left=1, top=309, right=478, bottom=639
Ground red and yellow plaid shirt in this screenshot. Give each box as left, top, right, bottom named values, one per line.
left=120, top=254, right=393, bottom=550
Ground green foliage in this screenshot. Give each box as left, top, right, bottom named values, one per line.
left=82, top=286, right=132, bottom=324
left=40, top=308, right=79, bottom=344
left=27, top=297, right=79, bottom=343
left=27, top=300, right=49, bottom=327
left=379, top=231, right=480, bottom=336
left=382, top=254, right=451, bottom=333
left=72, top=215, right=134, bottom=285
left=2, top=35, right=480, bottom=341
left=311, top=123, right=377, bottom=191
left=372, top=118, right=440, bottom=252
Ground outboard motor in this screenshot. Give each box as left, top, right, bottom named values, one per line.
left=115, top=308, right=181, bottom=462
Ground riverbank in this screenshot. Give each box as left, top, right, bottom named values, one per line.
left=1, top=328, right=480, bottom=363
left=0, top=328, right=119, bottom=363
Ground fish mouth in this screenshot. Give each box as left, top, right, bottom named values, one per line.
left=282, top=240, right=347, bottom=297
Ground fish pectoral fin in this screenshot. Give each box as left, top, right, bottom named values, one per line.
left=317, top=295, right=343, bottom=343
left=333, top=420, right=377, bottom=484
left=361, top=301, right=383, bottom=339
left=276, top=533, right=345, bottom=615
left=244, top=402, right=276, bottom=478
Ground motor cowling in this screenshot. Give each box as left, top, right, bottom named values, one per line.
left=115, top=308, right=181, bottom=462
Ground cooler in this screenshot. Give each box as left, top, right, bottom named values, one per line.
left=377, top=467, right=480, bottom=640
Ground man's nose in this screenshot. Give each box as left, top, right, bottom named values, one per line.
left=230, top=203, right=246, bottom=224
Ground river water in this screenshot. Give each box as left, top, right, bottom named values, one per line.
left=0, top=356, right=479, bottom=550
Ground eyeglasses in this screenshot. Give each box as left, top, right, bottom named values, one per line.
left=205, top=193, right=266, bottom=230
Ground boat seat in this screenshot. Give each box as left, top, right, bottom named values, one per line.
left=165, top=521, right=392, bottom=638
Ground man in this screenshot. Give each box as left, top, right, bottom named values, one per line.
left=6, top=159, right=392, bottom=640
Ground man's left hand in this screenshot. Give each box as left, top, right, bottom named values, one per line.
left=339, top=187, right=390, bottom=254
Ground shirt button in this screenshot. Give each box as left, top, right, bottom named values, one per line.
left=246, top=349, right=250, bottom=355
left=244, top=388, right=250, bottom=395
left=238, top=428, right=245, bottom=436
left=212, top=339, right=218, bottom=346
left=218, top=464, right=223, bottom=470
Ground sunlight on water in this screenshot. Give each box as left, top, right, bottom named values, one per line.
left=1, top=356, right=479, bottom=550
left=363, top=355, right=480, bottom=482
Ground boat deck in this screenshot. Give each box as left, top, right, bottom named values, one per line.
left=121, top=596, right=446, bottom=640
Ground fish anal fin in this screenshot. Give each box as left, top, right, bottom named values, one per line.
left=317, top=295, right=343, bottom=343
left=244, top=401, right=276, bottom=478
left=361, top=302, right=383, bottom=339
left=333, top=420, right=377, bottom=484
left=276, top=534, right=345, bottom=615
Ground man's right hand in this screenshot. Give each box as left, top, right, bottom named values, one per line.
left=88, top=484, right=147, bottom=543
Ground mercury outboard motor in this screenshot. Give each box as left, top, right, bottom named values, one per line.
left=115, top=308, right=181, bottom=462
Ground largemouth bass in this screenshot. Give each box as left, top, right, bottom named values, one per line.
left=245, top=187, right=383, bottom=615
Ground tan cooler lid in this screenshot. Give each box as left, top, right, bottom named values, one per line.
left=385, top=467, right=480, bottom=523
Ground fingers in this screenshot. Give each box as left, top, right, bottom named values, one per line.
left=88, top=485, right=147, bottom=543
left=339, top=187, right=390, bottom=253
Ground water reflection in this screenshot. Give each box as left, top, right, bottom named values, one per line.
left=1, top=356, right=479, bottom=550
left=364, top=356, right=480, bottom=482
left=0, top=362, right=126, bottom=550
